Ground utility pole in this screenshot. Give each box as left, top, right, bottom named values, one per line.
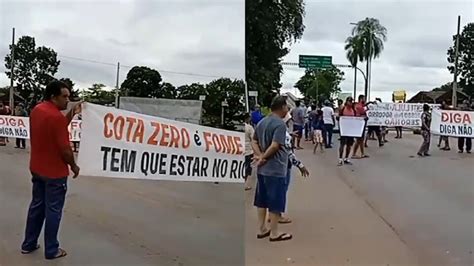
left=9, top=28, right=15, bottom=110
left=244, top=81, right=249, bottom=113
left=452, top=15, right=461, bottom=108
left=115, top=62, right=120, bottom=108
left=353, top=65, right=357, bottom=98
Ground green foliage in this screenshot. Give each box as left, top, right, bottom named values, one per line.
left=432, top=82, right=453, bottom=92
left=120, top=66, right=163, bottom=98
left=200, top=78, right=245, bottom=130
left=346, top=18, right=387, bottom=95
left=447, top=22, right=474, bottom=98
left=81, top=84, right=116, bottom=105
left=246, top=0, right=305, bottom=107
left=177, top=83, right=207, bottom=100
left=4, top=36, right=60, bottom=103
left=295, top=67, right=344, bottom=102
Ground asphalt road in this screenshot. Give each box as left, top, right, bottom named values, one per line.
left=0, top=144, right=244, bottom=266
left=246, top=132, right=473, bottom=266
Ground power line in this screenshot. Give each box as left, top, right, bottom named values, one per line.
left=58, top=54, right=237, bottom=79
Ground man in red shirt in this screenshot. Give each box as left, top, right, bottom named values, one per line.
left=352, top=94, right=369, bottom=159
left=21, top=80, right=81, bottom=260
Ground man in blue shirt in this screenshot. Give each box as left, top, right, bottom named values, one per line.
left=251, top=104, right=264, bottom=127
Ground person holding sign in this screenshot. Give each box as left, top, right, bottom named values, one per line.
left=252, top=96, right=292, bottom=242
left=337, top=97, right=357, bottom=166
left=0, top=102, right=9, bottom=146
left=14, top=103, right=28, bottom=149
left=352, top=95, right=369, bottom=159
left=21, top=81, right=82, bottom=260
left=244, top=113, right=255, bottom=190
left=417, top=104, right=432, bottom=157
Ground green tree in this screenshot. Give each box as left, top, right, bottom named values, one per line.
left=246, top=0, right=305, bottom=107
left=295, top=67, right=344, bottom=103
left=447, top=22, right=474, bottom=98
left=81, top=84, right=116, bottom=105
left=202, top=78, right=245, bottom=130
left=344, top=34, right=365, bottom=92
left=158, top=82, right=177, bottom=99
left=177, top=83, right=207, bottom=100
left=432, top=82, right=453, bottom=92
left=120, top=66, right=162, bottom=98
left=4, top=36, right=60, bottom=103
left=348, top=18, right=387, bottom=97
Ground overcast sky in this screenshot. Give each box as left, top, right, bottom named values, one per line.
left=0, top=0, right=244, bottom=91
left=281, top=0, right=473, bottom=101
left=0, top=1, right=472, bottom=102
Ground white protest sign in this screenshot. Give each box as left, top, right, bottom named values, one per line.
left=0, top=115, right=30, bottom=139
left=68, top=120, right=82, bottom=141
left=367, top=103, right=424, bottom=127
left=339, top=116, right=366, bottom=137
left=431, top=109, right=474, bottom=137
left=77, top=103, right=245, bottom=183
left=367, top=103, right=440, bottom=127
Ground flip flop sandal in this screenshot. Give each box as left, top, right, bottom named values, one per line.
left=257, top=230, right=271, bottom=239
left=278, top=218, right=292, bottom=224
left=270, top=233, right=293, bottom=242
left=21, top=244, right=40, bottom=254
left=361, top=155, right=370, bottom=158
left=46, top=248, right=67, bottom=260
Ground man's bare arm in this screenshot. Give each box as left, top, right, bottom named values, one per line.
left=252, top=139, right=264, bottom=155
left=60, top=147, right=77, bottom=167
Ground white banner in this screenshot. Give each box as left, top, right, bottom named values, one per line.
left=0, top=115, right=30, bottom=139
left=431, top=109, right=474, bottom=137
left=77, top=103, right=245, bottom=183
left=339, top=116, right=366, bottom=137
left=367, top=103, right=424, bottom=127
left=68, top=120, right=82, bottom=141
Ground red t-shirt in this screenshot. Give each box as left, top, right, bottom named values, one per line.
left=341, top=104, right=356, bottom=116
left=354, top=102, right=366, bottom=117
left=30, top=101, right=70, bottom=178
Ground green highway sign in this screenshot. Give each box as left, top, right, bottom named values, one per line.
left=299, top=55, right=332, bottom=69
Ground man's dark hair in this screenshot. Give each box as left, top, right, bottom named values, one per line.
left=243, top=113, right=250, bottom=120
left=270, top=96, right=287, bottom=111
left=43, top=80, right=70, bottom=100
left=295, top=100, right=301, bottom=107
left=423, top=104, right=430, bottom=111
left=311, top=104, right=317, bottom=110
left=358, top=94, right=365, bottom=101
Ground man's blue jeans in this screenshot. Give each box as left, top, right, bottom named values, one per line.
left=21, top=174, right=67, bottom=259
left=323, top=124, right=334, bottom=147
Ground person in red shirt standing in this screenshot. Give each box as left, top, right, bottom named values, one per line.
left=21, top=80, right=81, bottom=260
left=352, top=94, right=369, bottom=159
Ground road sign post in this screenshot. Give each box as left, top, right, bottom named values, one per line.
left=299, top=55, right=332, bottom=69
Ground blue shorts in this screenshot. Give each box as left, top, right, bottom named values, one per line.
left=293, top=125, right=304, bottom=137
left=254, top=175, right=287, bottom=213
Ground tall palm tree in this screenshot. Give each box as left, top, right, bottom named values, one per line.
left=349, top=18, right=387, bottom=99
left=345, top=35, right=364, bottom=98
